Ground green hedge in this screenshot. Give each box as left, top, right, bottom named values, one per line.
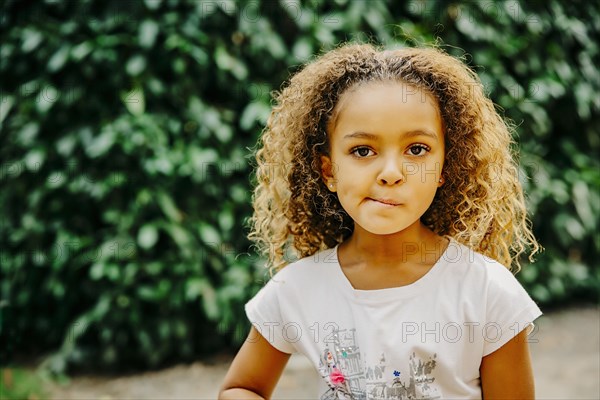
left=1, top=0, right=598, bottom=372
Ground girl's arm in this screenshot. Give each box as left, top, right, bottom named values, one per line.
left=218, top=326, right=291, bottom=400
left=480, top=328, right=535, bottom=399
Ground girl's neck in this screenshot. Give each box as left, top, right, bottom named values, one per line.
left=341, top=221, right=446, bottom=268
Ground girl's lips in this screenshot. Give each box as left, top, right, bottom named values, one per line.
left=369, top=198, right=401, bottom=206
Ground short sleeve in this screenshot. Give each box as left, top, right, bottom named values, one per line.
left=245, top=278, right=297, bottom=354
left=482, top=263, right=542, bottom=356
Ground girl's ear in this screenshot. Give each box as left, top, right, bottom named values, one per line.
left=320, top=155, right=336, bottom=191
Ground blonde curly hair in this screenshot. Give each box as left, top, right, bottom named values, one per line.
left=247, top=42, right=540, bottom=274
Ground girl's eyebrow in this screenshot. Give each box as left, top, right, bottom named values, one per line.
left=343, top=130, right=439, bottom=141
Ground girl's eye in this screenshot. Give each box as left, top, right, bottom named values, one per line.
left=350, top=146, right=374, bottom=158
left=407, top=144, right=430, bottom=156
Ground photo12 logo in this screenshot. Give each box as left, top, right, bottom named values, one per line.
left=247, top=320, right=539, bottom=345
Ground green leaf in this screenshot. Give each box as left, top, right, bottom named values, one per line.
left=199, top=223, right=220, bottom=244
left=215, top=45, right=248, bottom=80
left=17, top=122, right=40, bottom=146
left=138, top=224, right=159, bottom=249
left=24, top=148, right=45, bottom=171
left=126, top=55, right=147, bottom=76
left=239, top=101, right=271, bottom=130
left=47, top=45, right=70, bottom=72
left=156, top=191, right=183, bottom=222
left=201, top=285, right=219, bottom=320
left=138, top=285, right=158, bottom=301
left=121, top=84, right=145, bottom=116
left=85, top=126, right=116, bottom=158
left=22, top=29, right=43, bottom=52
left=219, top=211, right=234, bottom=231
left=185, top=278, right=207, bottom=301
left=144, top=0, right=162, bottom=10
left=71, top=41, right=93, bottom=60
left=572, top=181, right=595, bottom=230
left=90, top=262, right=104, bottom=280
left=163, top=223, right=194, bottom=259
left=36, top=86, right=59, bottom=113
left=0, top=94, right=14, bottom=124
left=139, top=20, right=159, bottom=48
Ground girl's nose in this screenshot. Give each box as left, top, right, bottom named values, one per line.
left=377, top=157, right=405, bottom=185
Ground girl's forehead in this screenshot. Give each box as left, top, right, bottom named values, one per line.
left=328, top=80, right=442, bottom=132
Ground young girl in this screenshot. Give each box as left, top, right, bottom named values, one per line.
left=219, top=42, right=542, bottom=400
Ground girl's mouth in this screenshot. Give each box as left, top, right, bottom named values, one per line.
left=369, top=198, right=401, bottom=206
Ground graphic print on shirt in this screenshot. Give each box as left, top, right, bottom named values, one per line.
left=317, top=327, right=440, bottom=400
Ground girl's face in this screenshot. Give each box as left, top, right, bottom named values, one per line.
left=321, top=80, right=445, bottom=236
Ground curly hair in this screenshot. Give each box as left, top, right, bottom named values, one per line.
left=247, top=42, right=540, bottom=275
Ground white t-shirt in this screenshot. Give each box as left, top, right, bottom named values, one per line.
left=245, top=238, right=542, bottom=399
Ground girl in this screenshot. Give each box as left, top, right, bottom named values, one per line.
left=219, top=42, right=542, bottom=400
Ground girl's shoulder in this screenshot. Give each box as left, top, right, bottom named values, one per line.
left=442, top=239, right=517, bottom=283
left=266, top=245, right=338, bottom=284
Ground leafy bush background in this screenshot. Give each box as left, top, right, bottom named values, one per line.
left=1, top=0, right=598, bottom=372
